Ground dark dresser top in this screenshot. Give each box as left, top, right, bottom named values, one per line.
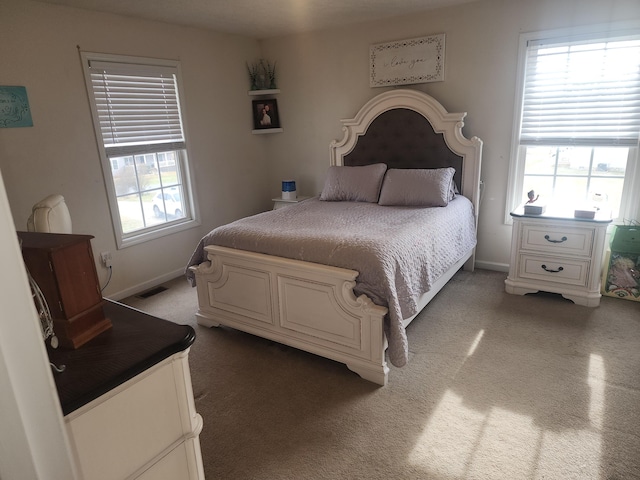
left=48, top=299, right=195, bottom=416
left=18, top=231, right=95, bottom=250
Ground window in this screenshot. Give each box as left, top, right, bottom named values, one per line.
left=81, top=52, right=198, bottom=247
left=506, top=27, right=640, bottom=224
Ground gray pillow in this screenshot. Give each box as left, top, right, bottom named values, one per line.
left=378, top=167, right=456, bottom=207
left=319, top=163, right=388, bottom=203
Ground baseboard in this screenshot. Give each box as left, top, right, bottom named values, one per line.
left=475, top=260, right=509, bottom=273
left=106, top=268, right=186, bottom=301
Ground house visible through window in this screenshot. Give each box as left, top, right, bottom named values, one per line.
left=81, top=52, right=198, bottom=247
left=507, top=28, right=640, bottom=223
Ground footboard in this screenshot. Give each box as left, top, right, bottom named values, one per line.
left=190, top=246, right=390, bottom=385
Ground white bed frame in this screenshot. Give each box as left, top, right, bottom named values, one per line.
left=192, top=89, right=482, bottom=385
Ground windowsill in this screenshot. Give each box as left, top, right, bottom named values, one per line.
left=117, top=217, right=200, bottom=249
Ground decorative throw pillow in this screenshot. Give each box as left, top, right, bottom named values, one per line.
left=378, top=167, right=456, bottom=207
left=319, top=163, right=388, bottom=203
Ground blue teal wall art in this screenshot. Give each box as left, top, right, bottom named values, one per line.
left=0, top=86, right=33, bottom=128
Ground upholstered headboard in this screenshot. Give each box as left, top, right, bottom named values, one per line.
left=343, top=108, right=464, bottom=192
left=330, top=89, right=482, bottom=211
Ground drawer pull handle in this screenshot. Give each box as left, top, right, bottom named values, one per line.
left=541, top=264, right=564, bottom=273
left=544, top=235, right=568, bottom=244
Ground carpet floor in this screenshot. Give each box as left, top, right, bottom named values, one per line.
left=122, top=268, right=640, bottom=480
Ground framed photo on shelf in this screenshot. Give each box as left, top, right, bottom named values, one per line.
left=252, top=99, right=280, bottom=130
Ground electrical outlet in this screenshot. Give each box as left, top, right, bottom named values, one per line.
left=100, top=251, right=112, bottom=268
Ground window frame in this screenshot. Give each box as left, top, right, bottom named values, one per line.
left=81, top=51, right=199, bottom=248
left=505, top=24, right=640, bottom=225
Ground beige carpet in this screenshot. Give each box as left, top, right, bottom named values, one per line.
left=122, top=269, right=640, bottom=480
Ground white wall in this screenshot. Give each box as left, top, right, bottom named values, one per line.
left=260, top=0, right=640, bottom=270
left=0, top=0, right=269, bottom=297
left=1, top=0, right=639, bottom=296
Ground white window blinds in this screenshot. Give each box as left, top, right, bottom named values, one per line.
left=87, top=60, right=185, bottom=156
left=520, top=34, right=640, bottom=147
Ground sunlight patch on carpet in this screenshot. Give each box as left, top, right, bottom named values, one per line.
left=409, top=387, right=604, bottom=478
left=409, top=390, right=537, bottom=477
left=466, top=329, right=485, bottom=357
left=536, top=427, right=602, bottom=478
left=588, top=353, right=605, bottom=429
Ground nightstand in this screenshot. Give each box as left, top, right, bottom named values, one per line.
left=272, top=196, right=310, bottom=210
left=505, top=207, right=612, bottom=307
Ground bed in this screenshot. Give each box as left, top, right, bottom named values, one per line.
left=187, top=89, right=482, bottom=385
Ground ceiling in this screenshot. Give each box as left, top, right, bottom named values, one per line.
left=33, top=0, right=479, bottom=39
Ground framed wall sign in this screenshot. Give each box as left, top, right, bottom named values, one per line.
left=252, top=98, right=281, bottom=131
left=370, top=34, right=445, bottom=88
left=0, top=86, right=33, bottom=128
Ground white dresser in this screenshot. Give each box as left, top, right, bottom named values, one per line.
left=505, top=208, right=612, bottom=307
left=49, top=300, right=205, bottom=480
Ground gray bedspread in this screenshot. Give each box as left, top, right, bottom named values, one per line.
left=185, top=196, right=476, bottom=367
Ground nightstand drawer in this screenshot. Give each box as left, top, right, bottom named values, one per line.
left=521, top=224, right=593, bottom=256
left=518, top=254, right=590, bottom=287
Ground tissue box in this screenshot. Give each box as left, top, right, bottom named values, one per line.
left=523, top=203, right=546, bottom=215
left=574, top=209, right=596, bottom=219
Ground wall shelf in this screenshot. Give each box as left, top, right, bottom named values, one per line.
left=248, top=89, right=280, bottom=96
left=252, top=128, right=283, bottom=134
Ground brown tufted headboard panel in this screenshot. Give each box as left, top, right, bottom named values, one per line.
left=343, top=108, right=463, bottom=192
